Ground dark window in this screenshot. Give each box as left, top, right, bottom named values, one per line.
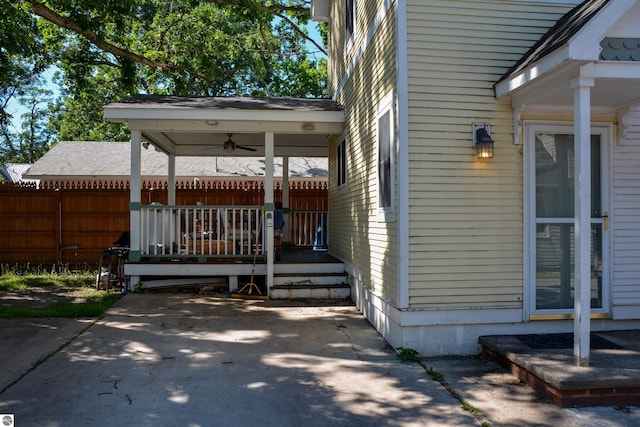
left=378, top=110, right=391, bottom=208
left=337, top=138, right=347, bottom=187
left=345, top=0, right=355, bottom=43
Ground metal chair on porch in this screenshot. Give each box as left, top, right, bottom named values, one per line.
left=96, top=231, right=130, bottom=291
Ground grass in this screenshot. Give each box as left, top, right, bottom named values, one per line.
left=0, top=293, right=122, bottom=318
left=0, top=272, right=94, bottom=292
left=396, top=347, right=421, bottom=362
left=0, top=263, right=122, bottom=318
left=0, top=263, right=95, bottom=290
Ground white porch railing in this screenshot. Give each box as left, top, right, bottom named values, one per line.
left=141, top=205, right=264, bottom=258
left=139, top=205, right=329, bottom=258
left=290, top=210, right=328, bottom=250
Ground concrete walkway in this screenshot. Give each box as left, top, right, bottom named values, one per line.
left=1, top=294, right=640, bottom=426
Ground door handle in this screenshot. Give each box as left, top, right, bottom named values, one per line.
left=602, top=211, right=609, bottom=231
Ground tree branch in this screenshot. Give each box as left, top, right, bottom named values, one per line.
left=206, top=0, right=326, bottom=56
left=26, top=1, right=217, bottom=84
left=273, top=11, right=327, bottom=56
left=206, top=0, right=310, bottom=15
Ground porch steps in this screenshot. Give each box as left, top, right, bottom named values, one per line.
left=273, top=262, right=345, bottom=275
left=270, top=270, right=350, bottom=300
left=274, top=272, right=348, bottom=286
left=480, top=333, right=640, bottom=407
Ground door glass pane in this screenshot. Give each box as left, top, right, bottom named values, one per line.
left=536, top=224, right=574, bottom=309
left=534, top=132, right=603, bottom=311
left=591, top=139, right=602, bottom=218
left=535, top=224, right=602, bottom=310
left=535, top=134, right=601, bottom=218
left=535, top=134, right=574, bottom=218
left=591, top=224, right=603, bottom=309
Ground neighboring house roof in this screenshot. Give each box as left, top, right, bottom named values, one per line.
left=23, top=141, right=328, bottom=181
left=0, top=163, right=38, bottom=184
left=496, top=0, right=610, bottom=85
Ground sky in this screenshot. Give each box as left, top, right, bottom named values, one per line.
left=7, top=67, right=59, bottom=133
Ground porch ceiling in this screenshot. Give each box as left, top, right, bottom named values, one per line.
left=502, top=61, right=640, bottom=114
left=104, top=95, right=345, bottom=157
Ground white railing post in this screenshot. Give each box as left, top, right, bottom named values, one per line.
left=138, top=204, right=275, bottom=260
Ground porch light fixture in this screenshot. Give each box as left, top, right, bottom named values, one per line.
left=223, top=137, right=235, bottom=153
left=472, top=123, right=494, bottom=159
left=142, top=141, right=150, bottom=150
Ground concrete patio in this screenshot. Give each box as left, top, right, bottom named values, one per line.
left=1, top=294, right=640, bottom=426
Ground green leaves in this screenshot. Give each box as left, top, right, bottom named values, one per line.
left=2, top=0, right=328, bottom=156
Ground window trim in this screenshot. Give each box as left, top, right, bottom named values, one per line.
left=376, top=92, right=396, bottom=222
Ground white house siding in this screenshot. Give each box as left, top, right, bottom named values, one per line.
left=328, top=0, right=399, bottom=304
left=404, top=0, right=577, bottom=311
left=612, top=105, right=640, bottom=319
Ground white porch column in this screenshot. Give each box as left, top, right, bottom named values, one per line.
left=167, top=153, right=176, bottom=205
left=129, top=131, right=142, bottom=267
left=265, top=132, right=275, bottom=293
left=282, top=155, right=290, bottom=247
left=571, top=76, right=594, bottom=365
left=167, top=153, right=177, bottom=253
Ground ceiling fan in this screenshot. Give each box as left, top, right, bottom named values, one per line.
left=220, top=133, right=257, bottom=153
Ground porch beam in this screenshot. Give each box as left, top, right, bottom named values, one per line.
left=106, top=109, right=345, bottom=125
left=171, top=146, right=328, bottom=157
left=592, top=61, right=640, bottom=79
left=126, top=119, right=345, bottom=135
left=571, top=76, right=594, bottom=365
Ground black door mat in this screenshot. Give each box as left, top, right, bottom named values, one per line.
left=516, top=333, right=622, bottom=350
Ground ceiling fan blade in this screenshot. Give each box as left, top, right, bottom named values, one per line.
left=236, top=145, right=257, bottom=152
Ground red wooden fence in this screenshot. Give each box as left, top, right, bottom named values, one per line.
left=0, top=180, right=327, bottom=267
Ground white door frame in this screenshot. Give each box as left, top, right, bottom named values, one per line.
left=524, top=121, right=612, bottom=320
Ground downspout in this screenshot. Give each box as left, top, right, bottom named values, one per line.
left=265, top=132, right=275, bottom=294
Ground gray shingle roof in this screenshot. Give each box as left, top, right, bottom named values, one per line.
left=24, top=141, right=327, bottom=179
left=109, top=95, right=343, bottom=112
left=496, top=0, right=610, bottom=85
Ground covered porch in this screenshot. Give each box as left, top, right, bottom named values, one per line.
left=494, top=1, right=640, bottom=364
left=103, top=95, right=345, bottom=297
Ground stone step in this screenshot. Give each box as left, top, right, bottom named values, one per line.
left=273, top=272, right=348, bottom=287
left=273, top=262, right=345, bottom=275
left=270, top=283, right=351, bottom=300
